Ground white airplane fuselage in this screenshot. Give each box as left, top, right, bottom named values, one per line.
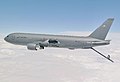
left=4, top=18, right=114, bottom=62
left=4, top=33, right=109, bottom=50
left=4, top=18, right=114, bottom=50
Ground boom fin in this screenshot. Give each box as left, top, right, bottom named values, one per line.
left=89, top=18, right=114, bottom=40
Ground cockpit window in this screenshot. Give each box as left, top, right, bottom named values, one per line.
left=6, top=35, right=9, bottom=37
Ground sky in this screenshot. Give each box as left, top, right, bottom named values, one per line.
left=0, top=0, right=120, bottom=35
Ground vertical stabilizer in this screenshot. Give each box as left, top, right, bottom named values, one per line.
left=89, top=18, right=114, bottom=40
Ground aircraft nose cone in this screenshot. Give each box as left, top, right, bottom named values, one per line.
left=4, top=37, right=7, bottom=41
left=4, top=37, right=8, bottom=42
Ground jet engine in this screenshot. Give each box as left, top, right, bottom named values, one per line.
left=27, top=41, right=49, bottom=50
left=27, top=43, right=38, bottom=50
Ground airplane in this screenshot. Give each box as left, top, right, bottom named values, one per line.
left=4, top=18, right=114, bottom=62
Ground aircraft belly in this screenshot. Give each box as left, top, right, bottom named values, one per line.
left=58, top=40, right=84, bottom=49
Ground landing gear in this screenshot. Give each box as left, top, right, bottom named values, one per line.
left=91, top=47, right=114, bottom=63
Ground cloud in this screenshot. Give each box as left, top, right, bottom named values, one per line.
left=0, top=33, right=120, bottom=82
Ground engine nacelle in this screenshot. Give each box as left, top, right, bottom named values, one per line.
left=27, top=41, right=49, bottom=50
left=27, top=43, right=38, bottom=50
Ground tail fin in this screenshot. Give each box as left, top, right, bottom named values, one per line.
left=89, top=18, right=114, bottom=40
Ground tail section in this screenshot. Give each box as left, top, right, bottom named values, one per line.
left=89, top=18, right=114, bottom=40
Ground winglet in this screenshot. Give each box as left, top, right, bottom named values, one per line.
left=89, top=18, right=114, bottom=40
